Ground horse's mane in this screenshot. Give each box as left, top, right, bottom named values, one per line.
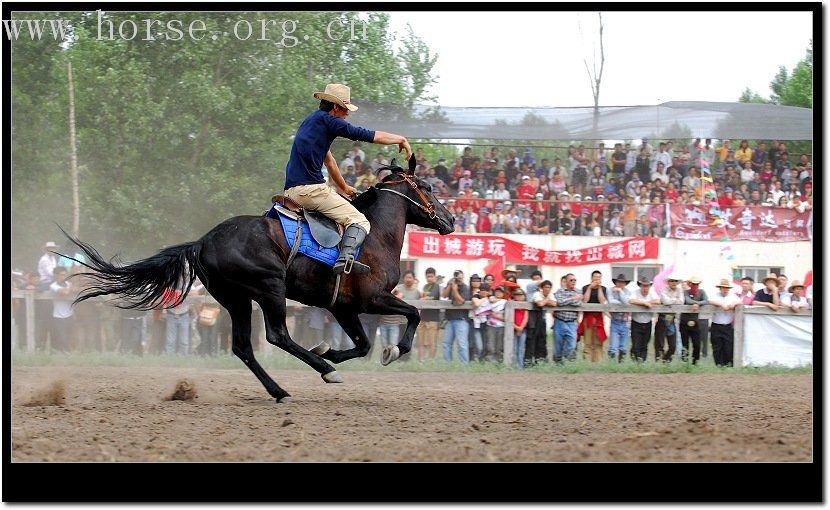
left=351, top=186, right=379, bottom=211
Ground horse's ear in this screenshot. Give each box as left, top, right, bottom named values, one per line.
left=389, top=158, right=397, bottom=169
left=408, top=155, right=416, bottom=175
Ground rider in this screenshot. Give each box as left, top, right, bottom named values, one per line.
left=283, top=83, right=412, bottom=275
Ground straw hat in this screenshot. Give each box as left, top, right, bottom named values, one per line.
left=687, top=276, right=702, bottom=285
left=665, top=272, right=682, bottom=282
left=762, top=273, right=779, bottom=285
left=715, top=278, right=733, bottom=288
left=44, top=241, right=58, bottom=249
left=313, top=83, right=358, bottom=112
left=788, top=280, right=805, bottom=292
left=501, top=265, right=522, bottom=277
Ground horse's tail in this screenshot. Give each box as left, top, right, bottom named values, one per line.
left=58, top=228, right=204, bottom=310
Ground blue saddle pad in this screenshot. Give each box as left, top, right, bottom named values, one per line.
left=264, top=207, right=361, bottom=267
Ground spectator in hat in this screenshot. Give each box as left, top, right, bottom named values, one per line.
left=38, top=241, right=59, bottom=284
left=606, top=273, right=632, bottom=362
left=553, top=273, right=582, bottom=364
left=579, top=270, right=608, bottom=363
left=708, top=278, right=741, bottom=367
left=754, top=274, right=780, bottom=310
left=680, top=276, right=708, bottom=365
left=655, top=272, right=684, bottom=362
left=629, top=276, right=660, bottom=362
left=781, top=281, right=808, bottom=312
left=500, top=266, right=522, bottom=299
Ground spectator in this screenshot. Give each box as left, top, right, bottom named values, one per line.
left=484, top=286, right=507, bottom=363
left=442, top=270, right=471, bottom=364
left=634, top=148, right=651, bottom=184
left=195, top=287, right=221, bottom=357
left=606, top=273, right=631, bottom=362
left=48, top=266, right=74, bottom=352
left=655, top=273, right=684, bottom=362
left=708, top=278, right=741, bottom=367
left=553, top=273, right=582, bottom=364
left=753, top=273, right=780, bottom=311
left=735, top=140, right=753, bottom=166
left=162, top=279, right=191, bottom=355
left=680, top=276, right=708, bottom=365
left=751, top=142, right=767, bottom=171
left=550, top=157, right=569, bottom=182
left=740, top=161, right=755, bottom=184
left=651, top=142, right=672, bottom=174
left=528, top=280, right=555, bottom=366
left=470, top=283, right=492, bottom=363
left=777, top=274, right=791, bottom=302
left=511, top=288, right=529, bottom=369
left=579, top=270, right=608, bottom=363
left=781, top=281, right=807, bottom=312
left=629, top=275, right=660, bottom=362
left=417, top=267, right=442, bottom=362
left=379, top=288, right=404, bottom=354
left=736, top=277, right=755, bottom=305
left=38, top=241, right=59, bottom=284
left=716, top=139, right=732, bottom=164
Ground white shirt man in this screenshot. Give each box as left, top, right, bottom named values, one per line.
left=651, top=147, right=672, bottom=173
left=38, top=248, right=58, bottom=283
left=651, top=164, right=670, bottom=184
left=707, top=279, right=742, bottom=367
left=549, top=161, right=569, bottom=182
left=494, top=188, right=511, bottom=201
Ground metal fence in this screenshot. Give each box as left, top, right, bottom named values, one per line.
left=11, top=290, right=811, bottom=366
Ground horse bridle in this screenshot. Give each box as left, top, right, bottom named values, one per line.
left=378, top=173, right=438, bottom=220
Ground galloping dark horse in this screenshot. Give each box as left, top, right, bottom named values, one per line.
left=62, top=157, right=455, bottom=402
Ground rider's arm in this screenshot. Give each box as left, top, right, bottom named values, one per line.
left=373, top=131, right=413, bottom=161
left=324, top=151, right=349, bottom=191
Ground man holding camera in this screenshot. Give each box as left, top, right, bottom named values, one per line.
left=442, top=270, right=472, bottom=364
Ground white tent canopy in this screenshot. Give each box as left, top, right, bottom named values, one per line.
left=353, top=101, right=813, bottom=141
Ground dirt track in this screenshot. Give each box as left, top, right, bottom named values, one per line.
left=11, top=366, right=812, bottom=461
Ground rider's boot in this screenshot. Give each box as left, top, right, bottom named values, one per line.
left=333, top=224, right=371, bottom=275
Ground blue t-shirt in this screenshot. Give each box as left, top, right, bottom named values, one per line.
left=284, top=109, right=376, bottom=190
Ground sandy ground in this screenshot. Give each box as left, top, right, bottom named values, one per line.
left=11, top=366, right=812, bottom=462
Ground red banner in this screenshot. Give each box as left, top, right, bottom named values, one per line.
left=408, top=233, right=659, bottom=266
left=668, top=205, right=812, bottom=242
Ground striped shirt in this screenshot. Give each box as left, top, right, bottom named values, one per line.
left=553, top=287, right=582, bottom=321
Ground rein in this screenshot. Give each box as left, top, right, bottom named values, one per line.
left=378, top=174, right=437, bottom=219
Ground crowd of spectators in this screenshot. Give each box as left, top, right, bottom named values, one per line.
left=14, top=250, right=812, bottom=369
left=336, top=139, right=814, bottom=237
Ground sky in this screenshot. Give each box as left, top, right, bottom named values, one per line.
left=387, top=10, right=812, bottom=108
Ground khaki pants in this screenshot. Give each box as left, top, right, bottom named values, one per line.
left=582, top=327, right=604, bottom=363
left=417, top=321, right=439, bottom=360
left=284, top=183, right=370, bottom=232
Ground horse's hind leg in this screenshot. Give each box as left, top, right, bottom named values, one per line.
left=365, top=292, right=420, bottom=366
left=313, top=308, right=371, bottom=364
left=255, top=284, right=342, bottom=383
left=219, top=292, right=291, bottom=402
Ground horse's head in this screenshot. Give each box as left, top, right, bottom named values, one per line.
left=376, top=157, right=455, bottom=235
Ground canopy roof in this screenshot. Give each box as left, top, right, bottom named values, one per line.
left=353, top=101, right=813, bottom=141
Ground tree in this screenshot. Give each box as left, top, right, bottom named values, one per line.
left=579, top=12, right=605, bottom=138
left=739, top=87, right=768, bottom=104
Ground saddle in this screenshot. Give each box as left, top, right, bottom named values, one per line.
left=269, top=194, right=343, bottom=248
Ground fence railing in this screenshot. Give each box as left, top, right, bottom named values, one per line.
left=12, top=290, right=811, bottom=366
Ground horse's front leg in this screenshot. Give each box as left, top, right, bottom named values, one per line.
left=366, top=292, right=420, bottom=366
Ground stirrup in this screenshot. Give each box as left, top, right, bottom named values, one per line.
left=333, top=256, right=370, bottom=275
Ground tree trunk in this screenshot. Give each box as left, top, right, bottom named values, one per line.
left=67, top=61, right=80, bottom=237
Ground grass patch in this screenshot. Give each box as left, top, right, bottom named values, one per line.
left=10, top=349, right=812, bottom=375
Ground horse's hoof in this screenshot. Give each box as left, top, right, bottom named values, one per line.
left=277, top=396, right=293, bottom=404
left=311, top=341, right=331, bottom=356
left=322, top=371, right=343, bottom=384
left=381, top=345, right=400, bottom=366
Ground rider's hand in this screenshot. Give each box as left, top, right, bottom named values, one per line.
left=342, top=185, right=358, bottom=198
left=399, top=138, right=413, bottom=161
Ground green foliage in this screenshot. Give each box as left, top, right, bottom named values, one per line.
left=745, top=39, right=812, bottom=108
left=739, top=87, right=769, bottom=104
left=12, top=11, right=439, bottom=267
